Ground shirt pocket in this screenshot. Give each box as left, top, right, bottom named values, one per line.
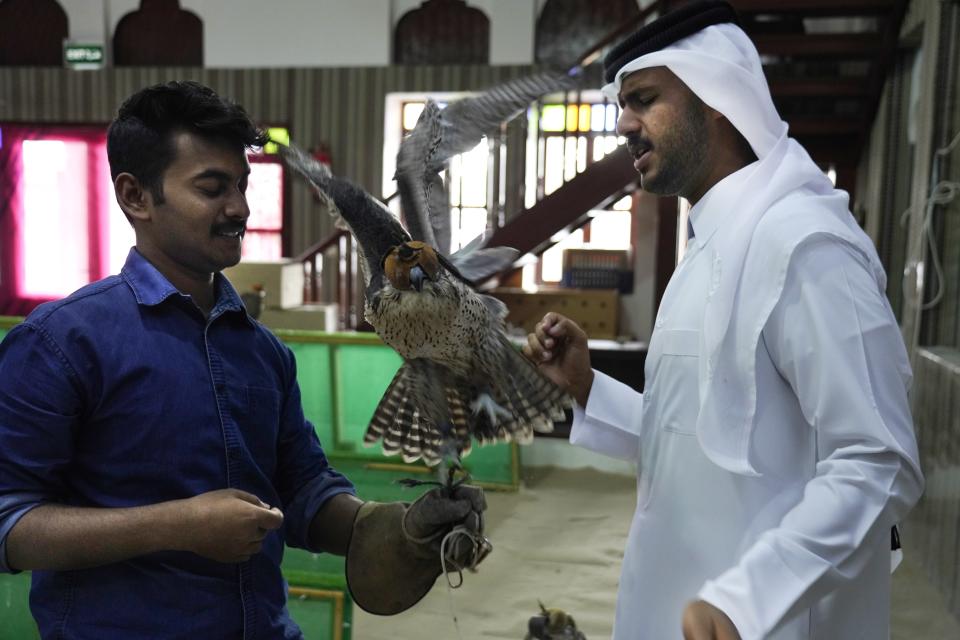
left=239, top=385, right=282, bottom=470
left=656, top=329, right=700, bottom=435
left=660, top=329, right=700, bottom=357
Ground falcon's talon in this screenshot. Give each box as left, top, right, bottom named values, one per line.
left=470, top=393, right=511, bottom=426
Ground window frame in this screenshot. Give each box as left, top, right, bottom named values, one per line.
left=0, top=123, right=116, bottom=315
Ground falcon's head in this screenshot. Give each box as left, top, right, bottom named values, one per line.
left=382, top=241, right=442, bottom=292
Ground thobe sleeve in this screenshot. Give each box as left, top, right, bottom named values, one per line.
left=697, top=238, right=924, bottom=639
left=569, top=370, right=643, bottom=462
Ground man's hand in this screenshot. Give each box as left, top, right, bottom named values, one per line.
left=404, top=484, right=489, bottom=567
left=404, top=484, right=485, bottom=539
left=522, top=312, right=594, bottom=406
left=177, top=488, right=284, bottom=563
left=346, top=484, right=489, bottom=614
left=682, top=600, right=741, bottom=640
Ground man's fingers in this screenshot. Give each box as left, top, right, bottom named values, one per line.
left=525, top=332, right=550, bottom=362
left=534, top=318, right=555, bottom=350
left=451, top=484, right=486, bottom=512
left=682, top=601, right=739, bottom=640
left=549, top=316, right=586, bottom=342
left=682, top=615, right=710, bottom=640
left=255, top=506, right=284, bottom=530
left=230, top=489, right=264, bottom=506
left=421, top=495, right=472, bottom=525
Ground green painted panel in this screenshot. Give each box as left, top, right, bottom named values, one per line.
left=335, top=344, right=403, bottom=452
left=286, top=592, right=340, bottom=640
left=460, top=440, right=517, bottom=486
left=0, top=573, right=40, bottom=639
left=286, top=594, right=337, bottom=639
left=286, top=341, right=335, bottom=450
left=283, top=549, right=345, bottom=588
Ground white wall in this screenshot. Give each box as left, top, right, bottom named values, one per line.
left=60, top=0, right=656, bottom=68
left=59, top=0, right=547, bottom=67
left=187, top=0, right=393, bottom=67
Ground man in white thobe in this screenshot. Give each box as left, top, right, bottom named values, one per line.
left=523, top=2, right=924, bottom=639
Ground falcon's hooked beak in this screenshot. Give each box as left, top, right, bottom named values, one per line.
left=382, top=241, right=441, bottom=292
left=409, top=264, right=427, bottom=292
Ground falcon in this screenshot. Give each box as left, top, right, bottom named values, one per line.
left=281, top=70, right=578, bottom=469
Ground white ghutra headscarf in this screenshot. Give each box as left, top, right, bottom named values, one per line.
left=604, top=24, right=891, bottom=476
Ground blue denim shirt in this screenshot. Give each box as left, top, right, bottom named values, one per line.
left=0, top=249, right=355, bottom=639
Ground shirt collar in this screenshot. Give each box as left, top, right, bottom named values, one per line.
left=120, top=248, right=253, bottom=325
left=687, top=159, right=761, bottom=248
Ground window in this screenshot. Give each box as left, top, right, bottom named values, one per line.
left=19, top=138, right=132, bottom=297
left=243, top=159, right=285, bottom=261
left=383, top=91, right=632, bottom=291
left=385, top=96, right=490, bottom=252
left=0, top=124, right=287, bottom=315
left=242, top=125, right=287, bottom=261
left=0, top=126, right=134, bottom=314
left=524, top=97, right=631, bottom=286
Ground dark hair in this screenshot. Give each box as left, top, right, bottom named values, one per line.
left=106, top=81, right=268, bottom=203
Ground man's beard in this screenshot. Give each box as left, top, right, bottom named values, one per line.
left=633, top=99, right=710, bottom=197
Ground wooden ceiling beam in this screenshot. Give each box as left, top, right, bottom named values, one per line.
left=754, top=33, right=883, bottom=57
left=768, top=77, right=868, bottom=97
left=787, top=117, right=863, bottom=137
left=732, top=0, right=897, bottom=16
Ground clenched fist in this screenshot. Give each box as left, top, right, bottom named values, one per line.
left=176, top=489, right=284, bottom=563
left=522, top=312, right=594, bottom=406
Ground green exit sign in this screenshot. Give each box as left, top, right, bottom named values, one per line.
left=64, top=43, right=104, bottom=70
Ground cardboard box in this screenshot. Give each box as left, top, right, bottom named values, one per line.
left=492, top=288, right=619, bottom=340
left=258, top=304, right=339, bottom=332
left=223, top=260, right=304, bottom=309
left=561, top=249, right=631, bottom=291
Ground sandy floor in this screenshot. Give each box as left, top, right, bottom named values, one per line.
left=352, top=466, right=960, bottom=640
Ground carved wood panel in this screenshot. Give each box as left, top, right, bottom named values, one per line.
left=394, top=0, right=489, bottom=65
left=0, top=0, right=68, bottom=66
left=113, top=0, right=202, bottom=66
left=535, top=0, right=641, bottom=67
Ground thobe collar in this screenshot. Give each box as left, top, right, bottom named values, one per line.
left=687, top=159, right=760, bottom=249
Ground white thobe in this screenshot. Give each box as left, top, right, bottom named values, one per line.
left=571, top=171, right=923, bottom=639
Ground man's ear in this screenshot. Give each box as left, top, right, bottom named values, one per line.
left=114, top=173, right=152, bottom=222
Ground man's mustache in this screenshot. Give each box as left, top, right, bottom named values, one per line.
left=625, top=135, right=652, bottom=157
left=212, top=222, right=247, bottom=236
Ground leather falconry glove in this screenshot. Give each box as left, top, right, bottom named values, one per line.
left=346, top=483, right=490, bottom=615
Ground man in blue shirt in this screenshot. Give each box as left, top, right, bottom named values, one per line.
left=0, top=81, right=485, bottom=638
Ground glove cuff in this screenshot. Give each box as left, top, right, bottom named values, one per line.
left=346, top=501, right=441, bottom=615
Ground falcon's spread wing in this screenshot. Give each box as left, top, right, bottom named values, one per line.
left=279, top=143, right=409, bottom=285
left=396, top=70, right=579, bottom=282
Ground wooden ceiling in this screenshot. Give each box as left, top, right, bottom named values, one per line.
left=729, top=0, right=909, bottom=191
